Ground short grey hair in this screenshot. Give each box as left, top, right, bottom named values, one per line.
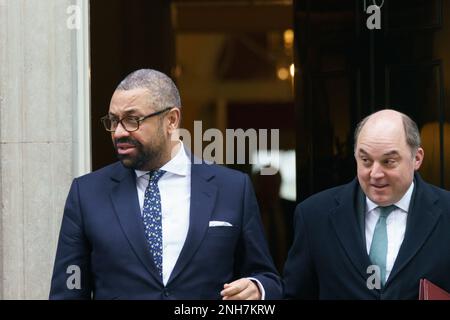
left=354, top=111, right=421, bottom=155
left=116, top=69, right=181, bottom=111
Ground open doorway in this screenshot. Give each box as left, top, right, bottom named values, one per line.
left=172, top=0, right=296, bottom=271
left=89, top=0, right=296, bottom=271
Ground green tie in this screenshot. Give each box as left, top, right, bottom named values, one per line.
left=369, top=205, right=396, bottom=286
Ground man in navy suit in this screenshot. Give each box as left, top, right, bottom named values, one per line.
left=50, top=69, right=282, bottom=300
left=284, top=109, right=450, bottom=299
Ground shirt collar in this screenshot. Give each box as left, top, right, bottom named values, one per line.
left=366, top=180, right=415, bottom=213
left=135, top=141, right=190, bottom=179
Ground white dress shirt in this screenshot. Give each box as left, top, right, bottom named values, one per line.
left=135, top=142, right=191, bottom=285
left=365, top=181, right=414, bottom=281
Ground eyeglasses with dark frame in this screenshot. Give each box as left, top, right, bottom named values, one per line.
left=100, top=107, right=172, bottom=132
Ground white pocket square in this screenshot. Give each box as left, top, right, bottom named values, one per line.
left=209, top=221, right=233, bottom=227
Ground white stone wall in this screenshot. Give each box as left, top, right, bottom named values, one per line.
left=0, top=0, right=90, bottom=299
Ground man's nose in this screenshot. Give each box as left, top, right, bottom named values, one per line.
left=113, top=121, right=130, bottom=140
left=370, top=162, right=385, bottom=179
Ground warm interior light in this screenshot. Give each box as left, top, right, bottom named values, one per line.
left=277, top=67, right=290, bottom=80
left=290, top=63, right=295, bottom=77
left=283, top=29, right=294, bottom=49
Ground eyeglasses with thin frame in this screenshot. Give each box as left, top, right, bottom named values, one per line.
left=100, top=107, right=172, bottom=132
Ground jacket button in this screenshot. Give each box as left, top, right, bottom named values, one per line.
left=163, top=289, right=170, bottom=297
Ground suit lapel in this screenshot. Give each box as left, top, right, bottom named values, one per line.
left=386, top=175, right=442, bottom=286
left=329, top=180, right=373, bottom=280
left=109, top=165, right=162, bottom=284
left=167, top=162, right=217, bottom=284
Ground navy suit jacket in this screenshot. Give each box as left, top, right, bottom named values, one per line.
left=284, top=173, right=450, bottom=299
left=50, top=161, right=282, bottom=299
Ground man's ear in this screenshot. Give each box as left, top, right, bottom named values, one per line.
left=166, top=108, right=181, bottom=134
left=414, top=147, right=424, bottom=170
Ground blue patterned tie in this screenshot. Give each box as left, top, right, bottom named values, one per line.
left=142, top=170, right=166, bottom=278
left=369, top=205, right=396, bottom=286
